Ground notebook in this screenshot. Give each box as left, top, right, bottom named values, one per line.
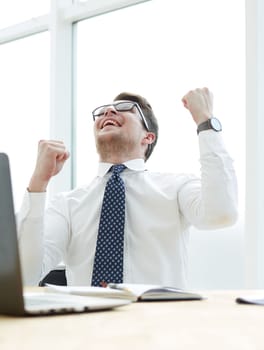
left=0, top=153, right=131, bottom=316
left=45, top=283, right=203, bottom=302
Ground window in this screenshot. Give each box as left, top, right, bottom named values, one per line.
left=76, top=0, right=245, bottom=198
left=1, top=0, right=254, bottom=288
left=0, top=32, right=49, bottom=208
left=0, top=0, right=49, bottom=30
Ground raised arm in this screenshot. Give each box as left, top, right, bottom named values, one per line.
left=179, top=87, right=238, bottom=229
left=18, top=140, right=70, bottom=285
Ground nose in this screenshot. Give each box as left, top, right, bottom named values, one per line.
left=104, top=105, right=117, bottom=117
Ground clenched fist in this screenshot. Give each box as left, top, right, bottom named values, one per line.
left=182, top=87, right=213, bottom=125
left=28, top=140, right=70, bottom=192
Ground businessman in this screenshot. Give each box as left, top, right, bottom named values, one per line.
left=18, top=87, right=238, bottom=288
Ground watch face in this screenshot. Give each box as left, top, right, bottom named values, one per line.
left=210, top=118, right=222, bottom=131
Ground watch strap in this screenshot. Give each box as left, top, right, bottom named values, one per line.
left=197, top=120, right=211, bottom=134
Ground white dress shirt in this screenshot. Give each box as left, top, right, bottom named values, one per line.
left=17, top=131, right=238, bottom=288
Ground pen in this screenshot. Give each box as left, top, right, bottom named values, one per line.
left=107, top=283, right=131, bottom=293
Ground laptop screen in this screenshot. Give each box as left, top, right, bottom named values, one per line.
left=0, top=153, right=25, bottom=315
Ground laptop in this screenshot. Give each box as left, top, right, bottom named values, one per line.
left=0, top=152, right=131, bottom=316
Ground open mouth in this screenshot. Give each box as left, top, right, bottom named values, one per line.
left=101, top=119, right=121, bottom=129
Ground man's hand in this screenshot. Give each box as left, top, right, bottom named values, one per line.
left=28, top=140, right=70, bottom=192
left=182, top=87, right=213, bottom=125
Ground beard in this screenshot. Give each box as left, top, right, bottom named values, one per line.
left=95, top=132, right=137, bottom=161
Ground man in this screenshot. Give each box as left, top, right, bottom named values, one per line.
left=18, top=87, right=238, bottom=288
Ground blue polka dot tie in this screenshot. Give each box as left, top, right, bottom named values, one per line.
left=91, top=164, right=126, bottom=287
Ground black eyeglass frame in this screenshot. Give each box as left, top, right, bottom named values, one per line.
left=92, top=101, right=150, bottom=131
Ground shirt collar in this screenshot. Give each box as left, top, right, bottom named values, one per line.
left=97, top=159, right=146, bottom=177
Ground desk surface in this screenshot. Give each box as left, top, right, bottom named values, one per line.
left=1, top=290, right=264, bottom=350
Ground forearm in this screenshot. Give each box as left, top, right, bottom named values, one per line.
left=17, top=192, right=46, bottom=285
left=200, top=132, right=238, bottom=226
left=179, top=131, right=238, bottom=229
left=28, top=175, right=49, bottom=192
left=17, top=190, right=70, bottom=285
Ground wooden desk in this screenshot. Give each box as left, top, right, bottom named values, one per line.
left=0, top=290, right=264, bottom=350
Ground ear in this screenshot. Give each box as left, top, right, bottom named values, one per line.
left=142, top=132, right=156, bottom=145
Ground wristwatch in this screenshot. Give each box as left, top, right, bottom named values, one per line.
left=197, top=117, right=222, bottom=134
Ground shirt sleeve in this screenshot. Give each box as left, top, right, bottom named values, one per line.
left=17, top=191, right=69, bottom=286
left=178, top=130, right=238, bottom=230
left=17, top=191, right=46, bottom=285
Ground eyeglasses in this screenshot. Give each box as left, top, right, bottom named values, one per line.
left=92, top=101, right=150, bottom=131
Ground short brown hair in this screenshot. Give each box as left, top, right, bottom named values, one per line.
left=114, top=92, right=158, bottom=161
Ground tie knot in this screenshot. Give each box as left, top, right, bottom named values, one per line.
left=111, top=164, right=126, bottom=175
